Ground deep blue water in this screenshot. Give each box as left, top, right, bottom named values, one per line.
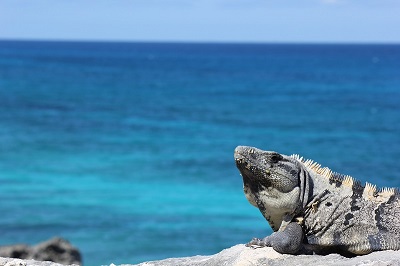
left=0, top=41, right=399, bottom=265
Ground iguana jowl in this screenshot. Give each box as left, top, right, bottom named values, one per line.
left=234, top=145, right=400, bottom=255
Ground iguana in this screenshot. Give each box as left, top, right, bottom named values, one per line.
left=234, top=145, right=400, bottom=256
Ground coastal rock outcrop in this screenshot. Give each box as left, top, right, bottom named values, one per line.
left=0, top=237, right=81, bottom=266
left=126, top=244, right=400, bottom=266
left=2, top=244, right=400, bottom=266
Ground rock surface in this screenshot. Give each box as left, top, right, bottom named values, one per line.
left=0, top=257, right=75, bottom=266
left=123, top=244, right=400, bottom=266
left=2, top=244, right=400, bottom=266
left=0, top=238, right=81, bottom=266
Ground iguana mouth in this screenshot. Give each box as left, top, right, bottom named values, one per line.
left=234, top=146, right=269, bottom=184
left=234, top=151, right=253, bottom=179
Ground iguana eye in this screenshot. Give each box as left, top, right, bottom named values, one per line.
left=270, top=154, right=282, bottom=163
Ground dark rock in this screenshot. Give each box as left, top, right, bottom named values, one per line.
left=0, top=237, right=81, bottom=266
left=31, top=238, right=81, bottom=265
left=0, top=245, right=30, bottom=260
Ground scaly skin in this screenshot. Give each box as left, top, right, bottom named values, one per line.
left=234, top=146, right=400, bottom=255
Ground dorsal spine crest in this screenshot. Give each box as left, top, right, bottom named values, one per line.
left=290, top=153, right=398, bottom=200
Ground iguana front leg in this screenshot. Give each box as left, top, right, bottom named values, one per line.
left=246, top=222, right=303, bottom=254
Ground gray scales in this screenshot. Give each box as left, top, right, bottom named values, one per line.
left=234, top=146, right=400, bottom=256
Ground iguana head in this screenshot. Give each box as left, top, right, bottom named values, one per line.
left=234, top=146, right=303, bottom=231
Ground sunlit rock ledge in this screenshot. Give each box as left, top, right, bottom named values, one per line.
left=2, top=244, right=400, bottom=266
left=123, top=244, right=400, bottom=266
left=0, top=257, right=78, bottom=266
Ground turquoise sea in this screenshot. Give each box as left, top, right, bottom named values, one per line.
left=0, top=41, right=399, bottom=265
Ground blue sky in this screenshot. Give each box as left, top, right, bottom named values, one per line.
left=1, top=0, right=400, bottom=43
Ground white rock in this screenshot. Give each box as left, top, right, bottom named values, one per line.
left=120, top=244, right=400, bottom=266
left=4, top=259, right=27, bottom=266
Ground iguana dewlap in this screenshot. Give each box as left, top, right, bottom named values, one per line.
left=234, top=145, right=400, bottom=255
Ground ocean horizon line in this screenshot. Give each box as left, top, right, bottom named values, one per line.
left=1, top=38, right=399, bottom=46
